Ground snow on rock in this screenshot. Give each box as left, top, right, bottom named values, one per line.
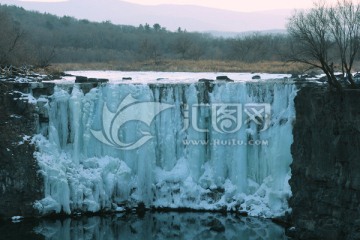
left=18, top=135, right=32, bottom=145
left=58, top=70, right=291, bottom=84
left=11, top=216, right=24, bottom=223
left=33, top=81, right=297, bottom=218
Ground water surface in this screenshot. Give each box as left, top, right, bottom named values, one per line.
left=1, top=212, right=289, bottom=240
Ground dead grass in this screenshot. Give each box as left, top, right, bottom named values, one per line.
left=48, top=60, right=310, bottom=74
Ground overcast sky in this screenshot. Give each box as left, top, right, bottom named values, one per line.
left=124, top=0, right=338, bottom=12
left=20, top=0, right=340, bottom=12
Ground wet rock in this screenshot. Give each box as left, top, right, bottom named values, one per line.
left=135, top=202, right=146, bottom=218
left=334, top=73, right=344, bottom=80
left=286, top=226, right=296, bottom=238
left=75, top=76, right=88, bottom=83
left=252, top=75, right=261, bottom=80
left=206, top=219, right=225, bottom=232
left=196, top=80, right=214, bottom=102
left=290, top=86, right=360, bottom=240
left=198, top=78, right=214, bottom=83
left=202, top=187, right=225, bottom=203
left=49, top=74, right=62, bottom=80
left=354, top=72, right=360, bottom=78
left=318, top=76, right=327, bottom=83
left=75, top=77, right=109, bottom=84
left=97, top=78, right=109, bottom=83
left=0, top=65, right=54, bottom=83
left=216, top=79, right=234, bottom=83
left=300, top=73, right=317, bottom=79
left=88, top=78, right=109, bottom=83
left=0, top=82, right=43, bottom=218
left=290, top=73, right=299, bottom=79
left=216, top=75, right=232, bottom=81
left=122, top=77, right=132, bottom=80
left=31, top=83, right=55, bottom=98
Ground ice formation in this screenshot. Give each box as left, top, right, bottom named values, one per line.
left=32, top=81, right=297, bottom=218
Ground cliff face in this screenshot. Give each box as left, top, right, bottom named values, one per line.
left=0, top=82, right=51, bottom=218
left=2, top=80, right=360, bottom=240
left=290, top=86, right=360, bottom=240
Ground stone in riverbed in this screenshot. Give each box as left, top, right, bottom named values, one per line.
left=75, top=77, right=109, bottom=83
left=97, top=78, right=109, bottom=83
left=198, top=78, right=214, bottom=83
left=75, top=76, right=88, bottom=83
left=216, top=75, right=232, bottom=81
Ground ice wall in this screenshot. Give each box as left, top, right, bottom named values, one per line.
left=32, top=81, right=297, bottom=217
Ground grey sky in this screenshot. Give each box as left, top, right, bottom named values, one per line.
left=19, top=0, right=339, bottom=12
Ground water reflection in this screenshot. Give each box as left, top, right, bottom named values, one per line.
left=2, top=212, right=289, bottom=240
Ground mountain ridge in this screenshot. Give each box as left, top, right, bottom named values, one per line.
left=1, top=0, right=291, bottom=32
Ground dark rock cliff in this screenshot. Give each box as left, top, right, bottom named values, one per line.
left=290, top=86, right=360, bottom=240
left=1, top=80, right=360, bottom=240
left=0, top=82, right=53, bottom=219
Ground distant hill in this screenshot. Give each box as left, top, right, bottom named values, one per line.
left=0, top=4, right=290, bottom=68
left=208, top=29, right=288, bottom=38
left=1, top=0, right=291, bottom=32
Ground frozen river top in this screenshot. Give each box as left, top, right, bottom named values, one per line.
left=55, top=71, right=293, bottom=84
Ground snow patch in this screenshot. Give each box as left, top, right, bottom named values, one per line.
left=11, top=216, right=24, bottom=223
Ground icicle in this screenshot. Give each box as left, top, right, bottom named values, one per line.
left=33, top=81, right=297, bottom=218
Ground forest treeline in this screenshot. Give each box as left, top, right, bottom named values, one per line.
left=0, top=4, right=292, bottom=68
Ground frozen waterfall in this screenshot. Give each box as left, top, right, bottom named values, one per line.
left=32, top=81, right=297, bottom=218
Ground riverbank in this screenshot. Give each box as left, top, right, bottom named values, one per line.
left=45, top=60, right=308, bottom=74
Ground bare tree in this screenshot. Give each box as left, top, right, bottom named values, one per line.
left=328, top=0, right=360, bottom=87
left=139, top=38, right=162, bottom=64
left=231, top=33, right=273, bottom=62
left=0, top=11, right=24, bottom=65
left=174, top=33, right=192, bottom=59
left=35, top=46, right=56, bottom=68
left=287, top=1, right=360, bottom=90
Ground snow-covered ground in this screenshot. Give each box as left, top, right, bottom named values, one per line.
left=56, top=71, right=292, bottom=84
